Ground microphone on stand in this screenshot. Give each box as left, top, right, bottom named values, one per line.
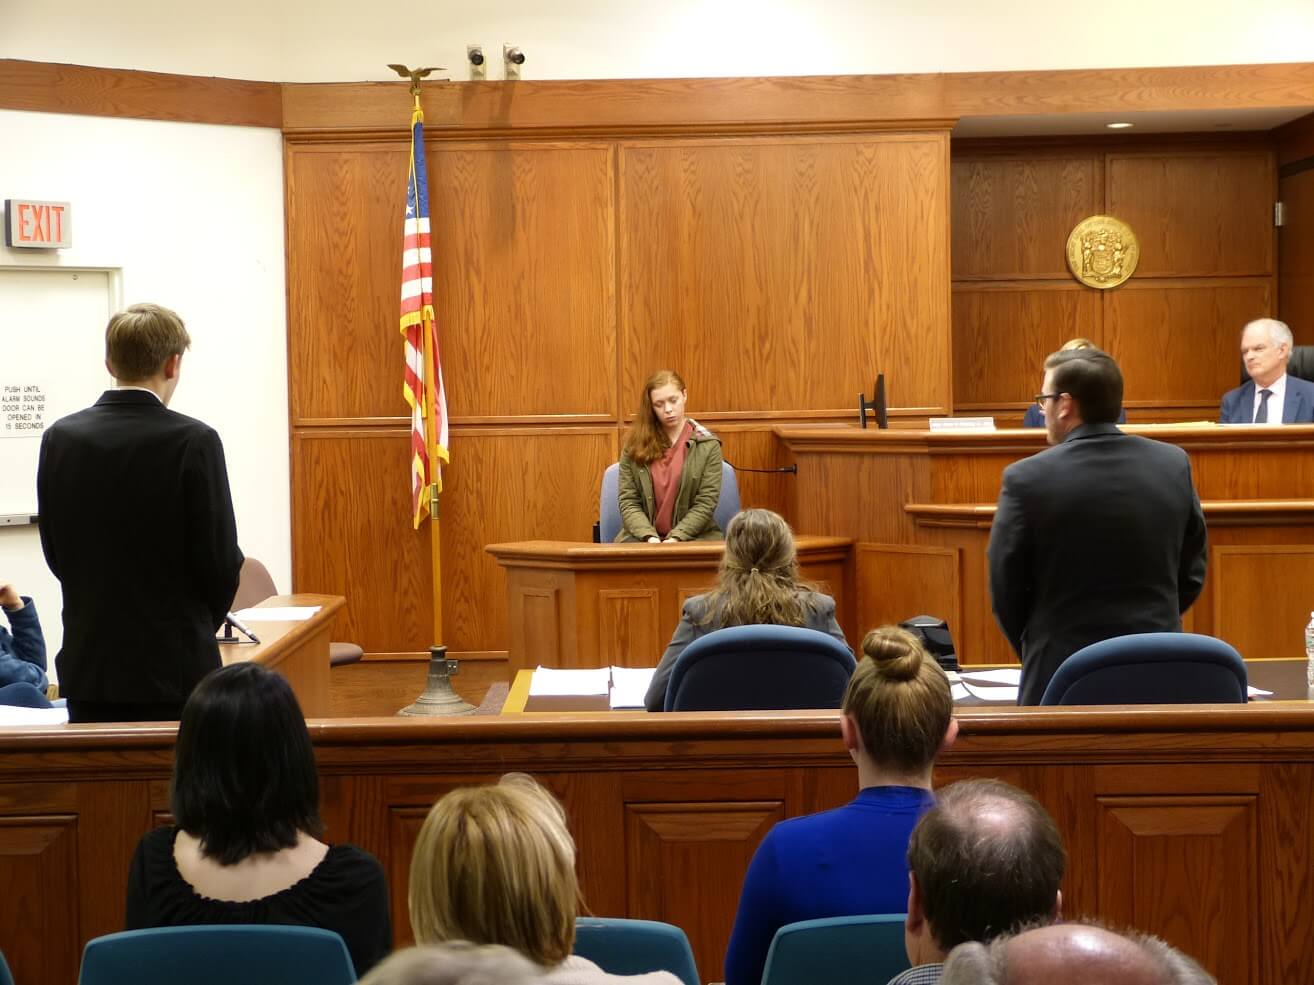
left=219, top=611, right=261, bottom=644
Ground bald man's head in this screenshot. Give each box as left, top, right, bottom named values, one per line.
left=940, top=923, right=1215, bottom=985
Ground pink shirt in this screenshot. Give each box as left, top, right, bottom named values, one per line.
left=649, top=421, right=693, bottom=538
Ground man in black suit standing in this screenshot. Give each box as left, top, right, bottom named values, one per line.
left=987, top=348, right=1207, bottom=705
left=38, top=303, right=242, bottom=723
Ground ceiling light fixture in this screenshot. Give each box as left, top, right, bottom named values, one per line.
left=1105, top=122, right=1134, bottom=129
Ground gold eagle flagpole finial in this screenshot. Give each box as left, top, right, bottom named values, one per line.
left=388, top=64, right=444, bottom=105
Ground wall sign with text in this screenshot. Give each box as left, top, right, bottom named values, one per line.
left=5, top=199, right=71, bottom=249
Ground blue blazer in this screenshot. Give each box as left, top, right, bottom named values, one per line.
left=1023, top=404, right=1126, bottom=427
left=1219, top=377, right=1314, bottom=424
left=0, top=597, right=49, bottom=692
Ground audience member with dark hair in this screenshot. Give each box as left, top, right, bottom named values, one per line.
left=988, top=346, right=1207, bottom=704
left=644, top=508, right=850, bottom=710
left=0, top=581, right=52, bottom=709
left=940, top=921, right=1217, bottom=985
left=887, top=779, right=1065, bottom=985
left=408, top=773, right=679, bottom=984
left=125, top=663, right=391, bottom=976
left=723, top=626, right=956, bottom=985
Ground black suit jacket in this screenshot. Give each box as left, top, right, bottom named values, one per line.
left=37, top=390, right=242, bottom=703
left=987, top=422, right=1207, bottom=705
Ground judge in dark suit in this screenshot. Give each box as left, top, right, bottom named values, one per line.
left=38, top=303, right=242, bottom=723
left=988, top=347, right=1207, bottom=705
left=1219, top=318, right=1314, bottom=424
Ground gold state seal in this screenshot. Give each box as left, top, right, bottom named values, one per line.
left=1066, top=215, right=1139, bottom=289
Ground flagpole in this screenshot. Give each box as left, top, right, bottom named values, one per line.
left=394, top=61, right=469, bottom=716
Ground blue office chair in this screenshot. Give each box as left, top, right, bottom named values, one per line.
left=0, top=946, right=14, bottom=985
left=665, top=625, right=856, bottom=711
left=1040, top=632, right=1247, bottom=705
left=760, top=914, right=909, bottom=985
left=77, top=925, right=357, bottom=985
left=574, top=918, right=700, bottom=985
left=597, top=461, right=740, bottom=543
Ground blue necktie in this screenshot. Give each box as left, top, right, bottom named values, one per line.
left=1253, top=388, right=1273, bottom=424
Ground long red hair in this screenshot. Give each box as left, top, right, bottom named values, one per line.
left=623, top=369, right=687, bottom=465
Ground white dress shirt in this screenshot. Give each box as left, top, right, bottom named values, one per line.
left=1251, top=373, right=1287, bottom=423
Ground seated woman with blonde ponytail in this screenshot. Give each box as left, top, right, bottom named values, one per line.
left=643, top=509, right=850, bottom=711
left=722, top=626, right=957, bottom=985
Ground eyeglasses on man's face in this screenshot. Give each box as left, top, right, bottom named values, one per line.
left=1033, top=392, right=1064, bottom=405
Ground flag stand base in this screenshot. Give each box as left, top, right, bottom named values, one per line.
left=398, top=645, right=476, bottom=717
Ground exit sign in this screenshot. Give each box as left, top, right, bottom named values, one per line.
left=5, top=199, right=71, bottom=249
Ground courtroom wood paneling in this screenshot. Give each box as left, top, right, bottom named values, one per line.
left=1275, top=111, right=1314, bottom=167
left=278, top=63, right=1314, bottom=135
left=950, top=143, right=1280, bottom=419
left=439, top=429, right=617, bottom=655
left=517, top=587, right=565, bottom=667
left=11, top=709, right=1314, bottom=985
left=0, top=58, right=282, bottom=127
left=1097, top=796, right=1258, bottom=985
left=951, top=156, right=1101, bottom=279
left=598, top=590, right=661, bottom=669
left=286, top=144, right=412, bottom=423
left=952, top=284, right=1102, bottom=407
left=424, top=142, right=617, bottom=419
left=289, top=140, right=616, bottom=424
left=626, top=801, right=783, bottom=979
left=855, top=545, right=963, bottom=653
left=1105, top=280, right=1273, bottom=406
left=1279, top=168, right=1314, bottom=343
left=292, top=431, right=435, bottom=654
left=1211, top=545, right=1314, bottom=660
left=620, top=134, right=952, bottom=414
left=0, top=815, right=80, bottom=985
left=1107, top=152, right=1275, bottom=278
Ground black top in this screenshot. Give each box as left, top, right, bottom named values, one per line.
left=38, top=390, right=243, bottom=703
left=125, top=826, right=392, bottom=977
left=987, top=422, right=1207, bottom=705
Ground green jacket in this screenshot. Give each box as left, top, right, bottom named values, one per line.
left=616, top=421, right=724, bottom=542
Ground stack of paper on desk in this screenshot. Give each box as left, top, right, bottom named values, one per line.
left=529, top=667, right=610, bottom=697
left=609, top=667, right=656, bottom=709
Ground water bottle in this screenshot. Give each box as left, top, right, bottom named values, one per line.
left=1306, top=612, right=1314, bottom=688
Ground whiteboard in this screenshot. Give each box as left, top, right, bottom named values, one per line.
left=0, top=267, right=118, bottom=517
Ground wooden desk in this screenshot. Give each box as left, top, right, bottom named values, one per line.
left=778, top=425, right=1314, bottom=663
left=486, top=537, right=853, bottom=674
left=502, top=659, right=1312, bottom=713
left=1, top=704, right=1312, bottom=985
left=218, top=594, right=344, bottom=717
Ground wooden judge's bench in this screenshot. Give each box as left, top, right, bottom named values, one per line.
left=777, top=423, right=1314, bottom=663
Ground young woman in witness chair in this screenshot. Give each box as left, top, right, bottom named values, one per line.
left=723, top=626, right=957, bottom=985
left=643, top=508, right=851, bottom=711
left=124, top=663, right=392, bottom=977
left=408, top=773, right=680, bottom=985
left=616, top=369, right=724, bottom=543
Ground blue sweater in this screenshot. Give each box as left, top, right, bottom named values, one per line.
left=0, top=597, right=49, bottom=692
left=723, top=785, right=936, bottom=985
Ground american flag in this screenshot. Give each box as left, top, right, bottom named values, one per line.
left=400, top=105, right=449, bottom=528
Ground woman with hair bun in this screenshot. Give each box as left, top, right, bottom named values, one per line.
left=722, top=626, right=957, bottom=985
left=616, top=369, right=723, bottom=543
left=643, top=508, right=849, bottom=711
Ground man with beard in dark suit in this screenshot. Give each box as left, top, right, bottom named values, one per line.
left=987, top=347, right=1207, bottom=705
left=38, top=303, right=242, bottom=723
